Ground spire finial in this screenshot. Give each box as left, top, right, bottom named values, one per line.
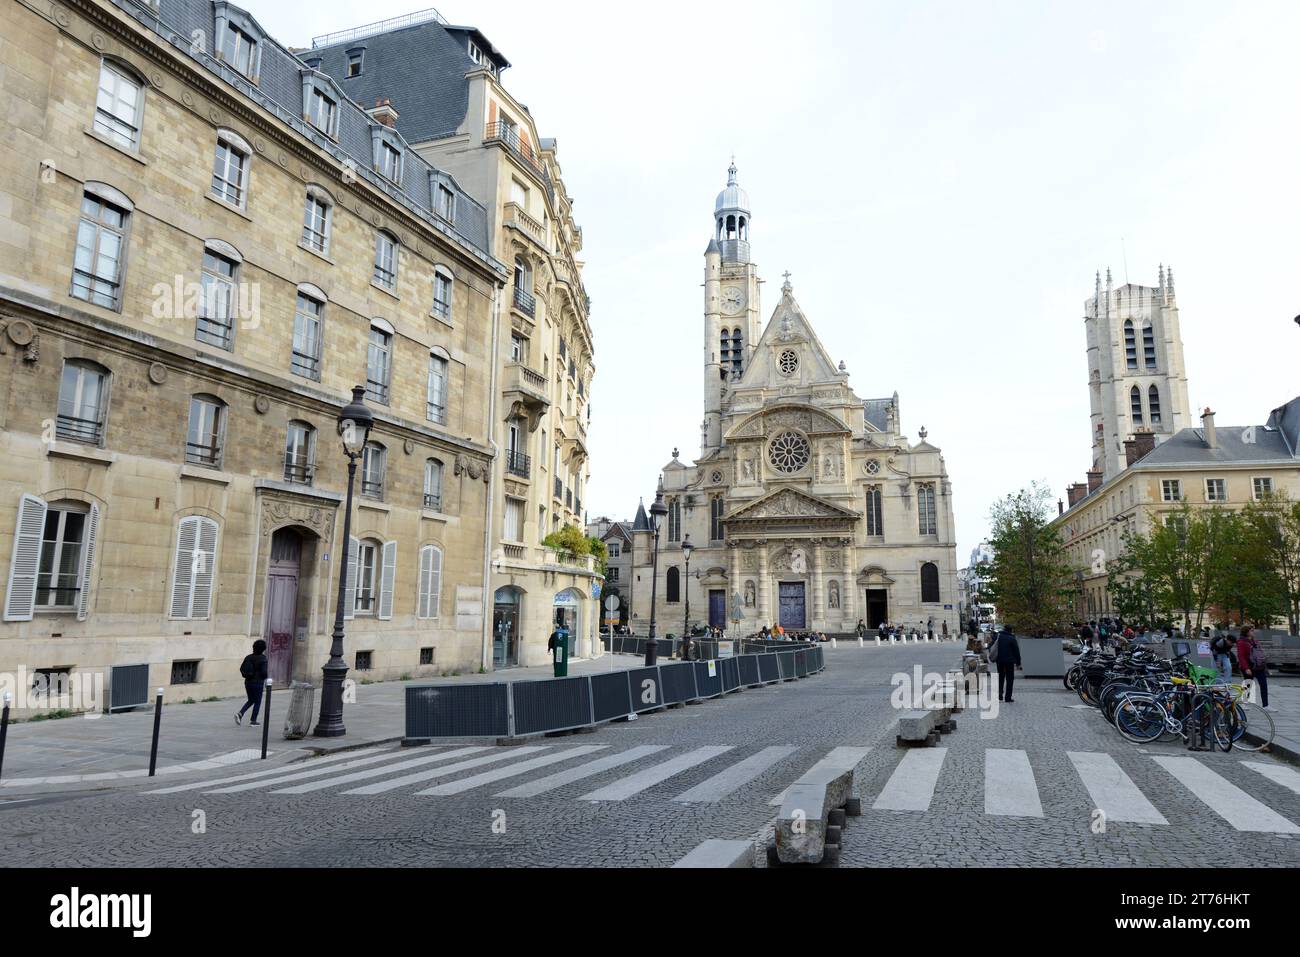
left=727, top=158, right=737, bottom=186
left=782, top=270, right=792, bottom=293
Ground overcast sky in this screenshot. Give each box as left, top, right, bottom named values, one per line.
left=252, top=0, right=1300, bottom=564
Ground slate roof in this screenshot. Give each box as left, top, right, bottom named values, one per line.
left=308, top=18, right=484, bottom=143
left=863, top=398, right=892, bottom=432
left=120, top=1, right=495, bottom=263
left=1139, top=418, right=1299, bottom=468
left=632, top=500, right=651, bottom=532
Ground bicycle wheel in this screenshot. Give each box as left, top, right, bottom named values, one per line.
left=1230, top=700, right=1275, bottom=753
left=1115, top=699, right=1165, bottom=743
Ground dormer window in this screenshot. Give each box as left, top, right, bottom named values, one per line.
left=370, top=126, right=404, bottom=185
left=346, top=48, right=365, bottom=77
left=309, top=88, right=336, bottom=136
left=436, top=184, right=456, bottom=223
left=379, top=141, right=401, bottom=182
left=213, top=3, right=264, bottom=83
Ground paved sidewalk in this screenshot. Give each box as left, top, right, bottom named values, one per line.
left=0, top=655, right=641, bottom=792
left=1257, top=684, right=1300, bottom=764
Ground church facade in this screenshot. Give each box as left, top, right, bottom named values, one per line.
left=602, top=167, right=960, bottom=637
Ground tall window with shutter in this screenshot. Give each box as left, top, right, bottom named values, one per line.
left=378, top=540, right=397, bottom=621
left=418, top=544, right=442, bottom=620
left=169, top=516, right=219, bottom=620
left=4, top=496, right=99, bottom=622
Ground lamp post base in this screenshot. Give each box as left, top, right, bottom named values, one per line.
left=645, top=634, right=658, bottom=667
left=313, top=660, right=349, bottom=738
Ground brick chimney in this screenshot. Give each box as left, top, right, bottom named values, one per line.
left=1132, top=429, right=1156, bottom=461
left=1086, top=469, right=1103, bottom=494
left=1067, top=482, right=1089, bottom=508
left=1124, top=438, right=1139, bottom=467
left=1201, top=408, right=1217, bottom=449
left=368, top=98, right=399, bottom=128
left=1058, top=499, right=1065, bottom=516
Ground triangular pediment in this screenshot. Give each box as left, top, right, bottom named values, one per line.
left=725, top=488, right=860, bottom=524
left=732, top=287, right=849, bottom=391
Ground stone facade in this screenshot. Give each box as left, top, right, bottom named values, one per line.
left=311, top=15, right=601, bottom=667
left=613, top=168, right=959, bottom=637
left=0, top=0, right=505, bottom=713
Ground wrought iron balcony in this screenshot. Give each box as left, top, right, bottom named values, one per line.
left=283, top=456, right=314, bottom=485
left=484, top=121, right=545, bottom=178
left=423, top=493, right=442, bottom=512
left=506, top=449, right=531, bottom=478
left=513, top=286, right=536, bottom=318
left=554, top=477, right=563, bottom=501
left=56, top=413, right=103, bottom=445
left=185, top=442, right=221, bottom=468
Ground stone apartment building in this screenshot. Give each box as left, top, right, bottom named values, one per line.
left=0, top=0, right=509, bottom=712
left=308, top=10, right=600, bottom=668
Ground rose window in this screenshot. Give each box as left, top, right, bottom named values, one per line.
left=778, top=349, right=799, bottom=377
left=710, top=470, right=724, bottom=484
left=768, top=431, right=811, bottom=474
left=866, top=459, right=881, bottom=475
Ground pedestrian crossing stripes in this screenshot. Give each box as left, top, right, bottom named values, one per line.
left=141, top=742, right=1300, bottom=833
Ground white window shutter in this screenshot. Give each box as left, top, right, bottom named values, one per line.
left=76, top=503, right=100, bottom=622
left=190, top=518, right=219, bottom=620
left=378, top=539, right=397, bottom=621
left=416, top=545, right=432, bottom=619
left=5, top=494, right=48, bottom=622
left=343, top=535, right=359, bottom=621
left=169, top=517, right=198, bottom=619
left=428, top=546, right=442, bottom=619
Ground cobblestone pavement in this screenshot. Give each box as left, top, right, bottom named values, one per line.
left=2, top=644, right=1297, bottom=868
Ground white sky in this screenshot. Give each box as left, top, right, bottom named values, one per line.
left=253, top=0, right=1300, bottom=564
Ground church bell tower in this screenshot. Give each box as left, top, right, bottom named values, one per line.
left=703, top=161, right=763, bottom=453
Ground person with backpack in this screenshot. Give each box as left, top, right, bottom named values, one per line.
left=990, top=624, right=1022, bottom=702
left=235, top=639, right=269, bottom=726
left=1210, top=631, right=1236, bottom=685
left=1236, top=626, right=1270, bottom=708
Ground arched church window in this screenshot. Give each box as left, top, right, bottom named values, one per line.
left=666, top=566, right=680, bottom=604
left=1148, top=385, right=1162, bottom=425
left=739, top=216, right=747, bottom=241
left=768, top=431, right=811, bottom=474
left=725, top=215, right=736, bottom=240
left=920, top=563, right=940, bottom=603
left=731, top=329, right=743, bottom=371
left=710, top=497, right=724, bottom=541
left=1130, top=386, right=1143, bottom=424
left=918, top=484, right=937, bottom=536
left=1124, top=320, right=1137, bottom=370
left=1143, top=324, right=1157, bottom=369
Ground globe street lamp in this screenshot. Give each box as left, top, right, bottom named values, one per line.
left=645, top=480, right=668, bottom=666
left=681, top=534, right=695, bottom=649
left=314, top=386, right=373, bottom=738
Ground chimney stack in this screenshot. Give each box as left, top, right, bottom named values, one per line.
left=1132, top=429, right=1156, bottom=461
left=368, top=98, right=400, bottom=128
left=1201, top=408, right=1217, bottom=449
left=1124, top=438, right=1139, bottom=467
left=1086, top=469, right=1103, bottom=494
left=1066, top=483, right=1088, bottom=508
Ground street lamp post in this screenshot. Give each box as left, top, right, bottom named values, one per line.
left=645, top=480, right=668, bottom=666
left=314, top=386, right=373, bottom=738
left=681, top=535, right=694, bottom=649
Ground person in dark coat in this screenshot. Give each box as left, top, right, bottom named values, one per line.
left=236, top=639, right=269, bottom=726
left=992, top=625, right=1022, bottom=703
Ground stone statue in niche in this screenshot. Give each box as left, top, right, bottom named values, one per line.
left=790, top=548, right=808, bottom=574
left=823, top=452, right=839, bottom=479
left=744, top=581, right=756, bottom=607
left=741, top=458, right=755, bottom=483
left=828, top=580, right=841, bottom=609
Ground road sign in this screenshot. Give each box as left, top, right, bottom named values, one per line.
left=604, top=595, right=621, bottom=612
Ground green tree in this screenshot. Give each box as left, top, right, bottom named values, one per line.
left=1107, top=528, right=1170, bottom=630
left=542, top=524, right=590, bottom=559
left=1130, top=502, right=1238, bottom=636
left=984, top=483, right=1074, bottom=635
left=1241, top=491, right=1300, bottom=633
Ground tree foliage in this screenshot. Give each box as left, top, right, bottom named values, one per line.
left=1239, top=491, right=1300, bottom=633
left=984, top=483, right=1074, bottom=635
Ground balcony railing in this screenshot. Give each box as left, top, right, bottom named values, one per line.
left=185, top=442, right=221, bottom=468
left=506, top=450, right=531, bottom=478
left=283, top=456, right=314, bottom=485
left=56, top=413, right=103, bottom=445
left=361, top=479, right=384, bottom=500
left=513, top=286, right=536, bottom=318
left=504, top=202, right=547, bottom=248
left=423, top=493, right=442, bottom=512
left=565, top=488, right=573, bottom=510
left=574, top=496, right=582, bottom=517
left=427, top=401, right=447, bottom=426
left=554, top=477, right=563, bottom=501
left=484, top=122, right=546, bottom=178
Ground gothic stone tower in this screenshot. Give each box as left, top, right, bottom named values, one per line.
left=1085, top=266, right=1191, bottom=480
left=703, top=163, right=763, bottom=454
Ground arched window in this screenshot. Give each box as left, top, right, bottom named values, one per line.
left=865, top=485, right=883, bottom=536
left=366, top=319, right=394, bottom=405
left=212, top=130, right=252, bottom=209
left=666, top=566, right=681, bottom=604
left=197, top=240, right=242, bottom=350
left=73, top=183, right=134, bottom=310
left=424, top=458, right=444, bottom=511
left=373, top=230, right=398, bottom=291
left=920, top=562, right=940, bottom=604
left=513, top=256, right=532, bottom=295
left=284, top=420, right=315, bottom=484
left=292, top=283, right=326, bottom=381
left=739, top=216, right=747, bottom=241
left=917, top=483, right=937, bottom=536
left=94, top=59, right=145, bottom=150
left=1130, top=386, right=1143, bottom=424
left=667, top=499, right=682, bottom=542
left=1148, top=385, right=1162, bottom=425
left=185, top=393, right=227, bottom=468
left=361, top=441, right=386, bottom=499
left=301, top=184, right=333, bottom=254
left=730, top=328, right=743, bottom=371
left=1124, top=320, right=1137, bottom=370
left=1143, top=324, right=1157, bottom=369
left=710, top=497, right=724, bottom=541
left=720, top=328, right=732, bottom=369
left=57, top=359, right=111, bottom=445
left=169, top=516, right=219, bottom=620
left=726, top=215, right=736, bottom=240
left=418, top=544, right=443, bottom=619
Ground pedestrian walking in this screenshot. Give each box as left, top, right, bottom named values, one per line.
left=992, top=624, right=1022, bottom=702
left=235, top=639, right=269, bottom=726
left=942, top=621, right=949, bottom=641
left=1210, top=631, right=1236, bottom=685
left=927, top=616, right=934, bottom=642
left=856, top=619, right=867, bottom=639
left=1236, top=625, right=1270, bottom=708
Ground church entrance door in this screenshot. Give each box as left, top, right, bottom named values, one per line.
left=708, top=590, right=726, bottom=630
left=865, top=589, right=888, bottom=629
left=778, top=582, right=806, bottom=630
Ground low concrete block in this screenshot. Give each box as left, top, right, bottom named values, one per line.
left=775, top=765, right=854, bottom=865
left=672, top=839, right=753, bottom=868
left=897, top=709, right=938, bottom=742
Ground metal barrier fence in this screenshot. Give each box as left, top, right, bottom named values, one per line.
left=405, top=648, right=826, bottom=742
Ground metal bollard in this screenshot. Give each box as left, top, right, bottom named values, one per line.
left=0, top=691, right=11, bottom=784
left=148, top=687, right=164, bottom=777
left=261, top=679, right=272, bottom=759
